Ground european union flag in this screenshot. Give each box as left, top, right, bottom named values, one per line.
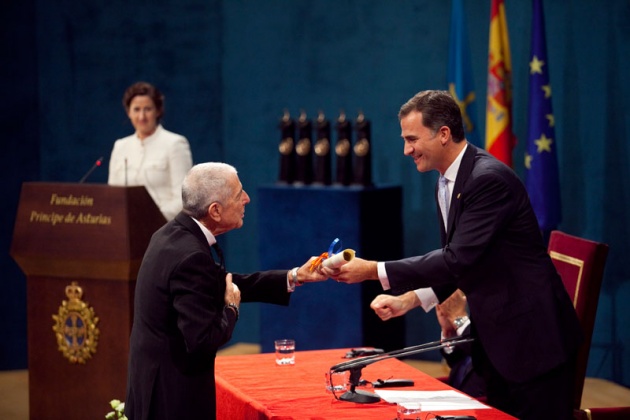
left=447, top=0, right=481, bottom=148
left=525, top=0, right=561, bottom=235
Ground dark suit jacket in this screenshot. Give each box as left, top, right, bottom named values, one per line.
left=386, top=145, right=582, bottom=384
left=125, top=212, right=291, bottom=420
left=441, top=325, right=486, bottom=398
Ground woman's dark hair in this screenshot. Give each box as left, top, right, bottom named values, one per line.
left=122, top=82, right=165, bottom=120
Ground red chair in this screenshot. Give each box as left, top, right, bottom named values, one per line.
left=547, top=230, right=609, bottom=411
left=574, top=406, right=630, bottom=420
left=436, top=231, right=620, bottom=417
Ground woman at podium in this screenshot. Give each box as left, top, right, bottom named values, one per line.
left=108, top=81, right=193, bottom=220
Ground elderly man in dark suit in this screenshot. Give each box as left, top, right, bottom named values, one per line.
left=125, top=162, right=326, bottom=420
left=324, top=90, right=582, bottom=420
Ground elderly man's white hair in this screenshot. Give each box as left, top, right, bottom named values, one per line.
left=182, top=162, right=238, bottom=219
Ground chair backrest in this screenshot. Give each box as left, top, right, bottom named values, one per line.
left=575, top=406, right=630, bottom=420
left=547, top=230, right=609, bottom=410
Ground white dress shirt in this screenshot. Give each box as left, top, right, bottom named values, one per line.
left=377, top=144, right=469, bottom=312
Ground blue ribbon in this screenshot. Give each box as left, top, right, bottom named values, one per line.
left=327, top=238, right=342, bottom=256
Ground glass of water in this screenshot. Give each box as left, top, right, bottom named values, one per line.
left=325, top=370, right=349, bottom=393
left=396, top=402, right=422, bottom=419
left=274, top=339, right=295, bottom=366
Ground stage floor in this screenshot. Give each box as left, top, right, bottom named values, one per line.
left=2, top=343, right=628, bottom=419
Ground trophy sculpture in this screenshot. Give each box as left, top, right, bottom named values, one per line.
left=334, top=110, right=353, bottom=186
left=353, top=111, right=373, bottom=187
left=295, top=110, right=313, bottom=185
left=277, top=109, right=296, bottom=184
left=313, top=110, right=332, bottom=185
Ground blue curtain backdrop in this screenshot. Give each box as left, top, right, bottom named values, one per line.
left=2, top=0, right=629, bottom=388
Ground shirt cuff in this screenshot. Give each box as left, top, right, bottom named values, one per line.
left=456, top=318, right=470, bottom=336
left=287, top=272, right=295, bottom=292
left=377, top=262, right=390, bottom=290
left=414, top=288, right=438, bottom=312
left=440, top=319, right=470, bottom=354
left=441, top=331, right=455, bottom=354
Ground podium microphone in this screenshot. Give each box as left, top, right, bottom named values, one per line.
left=329, top=336, right=474, bottom=404
left=79, top=156, right=104, bottom=183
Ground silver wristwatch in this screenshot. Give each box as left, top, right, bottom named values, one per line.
left=453, top=315, right=469, bottom=329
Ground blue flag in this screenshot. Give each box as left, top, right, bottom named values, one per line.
left=447, top=0, right=481, bottom=147
left=525, top=0, right=561, bottom=233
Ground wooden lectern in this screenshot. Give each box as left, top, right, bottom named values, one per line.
left=10, top=182, right=166, bottom=420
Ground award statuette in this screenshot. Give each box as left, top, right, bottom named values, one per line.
left=353, top=111, right=373, bottom=187
left=313, top=110, right=332, bottom=185
left=295, top=110, right=313, bottom=185
left=334, top=110, right=353, bottom=186
left=277, top=109, right=296, bottom=184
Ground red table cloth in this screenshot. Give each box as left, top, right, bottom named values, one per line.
left=215, top=348, right=516, bottom=420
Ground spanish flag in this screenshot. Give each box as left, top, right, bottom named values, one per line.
left=485, top=0, right=515, bottom=167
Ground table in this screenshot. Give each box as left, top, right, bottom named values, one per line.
left=215, top=348, right=516, bottom=420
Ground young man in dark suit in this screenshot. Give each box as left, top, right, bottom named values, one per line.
left=323, top=90, right=582, bottom=420
left=124, top=162, right=326, bottom=420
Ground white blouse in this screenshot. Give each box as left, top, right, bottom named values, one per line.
left=108, top=125, right=193, bottom=220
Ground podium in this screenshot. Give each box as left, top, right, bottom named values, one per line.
left=258, top=185, right=405, bottom=353
left=10, top=182, right=166, bottom=420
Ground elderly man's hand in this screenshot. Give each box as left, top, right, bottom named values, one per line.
left=294, top=257, right=330, bottom=284
left=224, top=273, right=241, bottom=307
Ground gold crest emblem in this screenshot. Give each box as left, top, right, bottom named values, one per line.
left=335, top=138, right=351, bottom=157
left=278, top=137, right=294, bottom=155
left=353, top=138, right=370, bottom=157
left=314, top=138, right=330, bottom=156
left=296, top=138, right=312, bottom=156
left=52, top=281, right=100, bottom=364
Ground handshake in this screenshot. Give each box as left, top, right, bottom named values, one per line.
left=309, top=248, right=356, bottom=272
left=292, top=238, right=380, bottom=287
left=292, top=241, right=422, bottom=327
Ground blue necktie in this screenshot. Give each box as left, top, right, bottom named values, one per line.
left=438, top=175, right=449, bottom=227
left=211, top=243, right=225, bottom=271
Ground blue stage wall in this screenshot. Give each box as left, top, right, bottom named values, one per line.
left=2, top=0, right=629, bottom=388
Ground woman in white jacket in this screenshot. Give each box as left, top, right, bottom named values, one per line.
left=108, top=81, right=193, bottom=220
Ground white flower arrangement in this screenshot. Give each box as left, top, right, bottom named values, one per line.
left=105, top=399, right=127, bottom=420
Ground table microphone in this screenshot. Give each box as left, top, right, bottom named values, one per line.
left=79, top=156, right=104, bottom=183
left=329, top=336, right=474, bottom=404
left=330, top=336, right=474, bottom=373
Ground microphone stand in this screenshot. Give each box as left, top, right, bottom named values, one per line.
left=330, top=336, right=474, bottom=404
left=79, top=156, right=104, bottom=183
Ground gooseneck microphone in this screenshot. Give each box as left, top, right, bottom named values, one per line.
left=79, top=156, right=104, bottom=183
left=330, top=336, right=473, bottom=373
left=329, top=336, right=474, bottom=404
